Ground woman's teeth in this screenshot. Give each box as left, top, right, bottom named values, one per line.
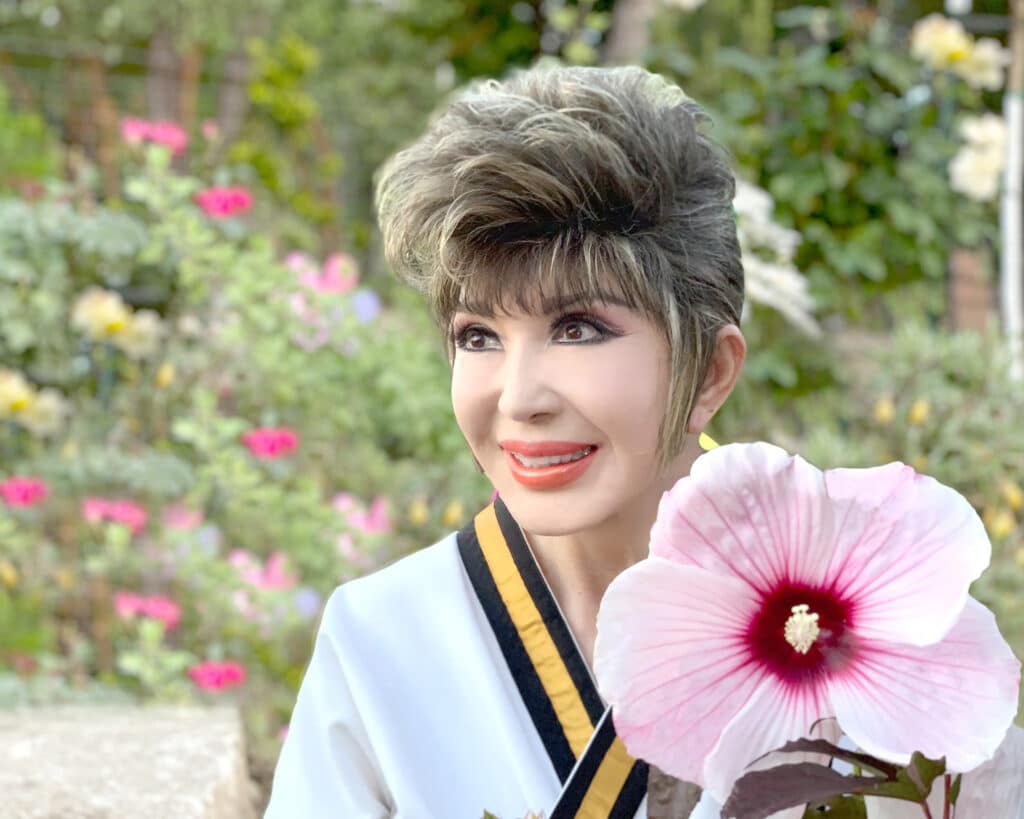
left=511, top=447, right=594, bottom=468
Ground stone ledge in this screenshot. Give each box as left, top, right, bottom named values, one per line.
left=0, top=705, right=257, bottom=819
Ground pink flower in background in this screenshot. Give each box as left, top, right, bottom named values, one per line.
left=1, top=476, right=49, bottom=507
left=188, top=660, right=247, bottom=691
left=229, top=549, right=298, bottom=591
left=336, top=532, right=373, bottom=569
left=162, top=503, right=204, bottom=530
left=332, top=492, right=392, bottom=535
left=114, top=591, right=145, bottom=619
left=349, top=496, right=391, bottom=534
left=82, top=497, right=148, bottom=535
left=120, top=117, right=189, bottom=155
left=594, top=442, right=1020, bottom=804
left=114, top=591, right=182, bottom=631
left=200, top=119, right=220, bottom=141
left=142, top=595, right=182, bottom=630
left=195, top=186, right=253, bottom=219
left=241, top=426, right=299, bottom=459
left=299, top=253, right=360, bottom=294
left=120, top=117, right=150, bottom=145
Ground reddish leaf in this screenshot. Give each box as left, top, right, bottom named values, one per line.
left=721, top=763, right=881, bottom=819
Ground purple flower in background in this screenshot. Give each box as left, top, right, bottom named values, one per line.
left=351, top=289, right=381, bottom=323
left=294, top=587, right=323, bottom=620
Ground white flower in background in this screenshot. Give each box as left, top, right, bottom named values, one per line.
left=953, top=38, right=1011, bottom=91
left=20, top=388, right=69, bottom=437
left=116, top=310, right=164, bottom=360
left=70, top=287, right=132, bottom=342
left=961, top=112, right=1009, bottom=155
left=950, top=147, right=1003, bottom=202
left=734, top=179, right=820, bottom=337
left=0, top=368, right=34, bottom=418
left=949, top=113, right=1008, bottom=203
left=910, top=14, right=972, bottom=71
left=662, top=0, right=706, bottom=11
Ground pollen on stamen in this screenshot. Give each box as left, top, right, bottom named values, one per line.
left=784, top=603, right=820, bottom=654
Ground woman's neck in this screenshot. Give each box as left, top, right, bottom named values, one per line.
left=524, top=491, right=663, bottom=670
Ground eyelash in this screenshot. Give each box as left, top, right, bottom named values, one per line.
left=452, top=313, right=618, bottom=351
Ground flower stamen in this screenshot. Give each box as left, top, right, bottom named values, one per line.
left=784, top=604, right=820, bottom=654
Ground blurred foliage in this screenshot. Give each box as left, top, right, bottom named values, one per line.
left=0, top=0, right=1020, bottom=805
left=0, top=80, right=60, bottom=188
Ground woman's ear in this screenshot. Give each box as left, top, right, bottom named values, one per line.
left=686, top=325, right=746, bottom=434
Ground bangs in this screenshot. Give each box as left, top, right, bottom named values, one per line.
left=435, top=234, right=663, bottom=326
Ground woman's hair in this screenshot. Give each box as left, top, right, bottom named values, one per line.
left=375, top=64, right=743, bottom=465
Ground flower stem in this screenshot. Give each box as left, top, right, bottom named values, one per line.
left=921, top=801, right=935, bottom=819
left=943, top=774, right=951, bottom=819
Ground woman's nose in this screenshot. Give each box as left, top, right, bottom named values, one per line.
left=496, top=346, right=561, bottom=423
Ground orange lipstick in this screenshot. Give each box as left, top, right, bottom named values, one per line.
left=500, top=440, right=599, bottom=490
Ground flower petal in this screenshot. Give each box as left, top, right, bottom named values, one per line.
left=822, top=462, right=991, bottom=646
left=702, top=675, right=835, bottom=803
left=829, top=597, right=1020, bottom=772
left=594, top=558, right=763, bottom=786
left=650, top=443, right=836, bottom=594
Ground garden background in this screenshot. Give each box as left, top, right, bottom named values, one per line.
left=0, top=0, right=1021, bottom=810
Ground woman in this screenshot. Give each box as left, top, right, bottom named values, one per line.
left=265, top=64, right=746, bottom=819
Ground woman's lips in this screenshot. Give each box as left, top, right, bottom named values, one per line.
left=499, top=440, right=599, bottom=490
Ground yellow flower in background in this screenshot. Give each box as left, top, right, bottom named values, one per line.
left=910, top=14, right=972, bottom=70
left=1016, top=548, right=1024, bottom=570
left=911, top=455, right=929, bottom=472
left=442, top=499, right=465, bottom=528
left=0, top=368, right=34, bottom=417
left=54, top=567, right=75, bottom=591
left=1001, top=480, right=1024, bottom=513
left=117, top=310, right=164, bottom=360
left=155, top=362, right=176, bottom=389
left=408, top=498, right=429, bottom=526
left=907, top=398, right=931, bottom=426
left=0, top=559, right=19, bottom=589
left=953, top=38, right=1010, bottom=91
left=70, top=287, right=131, bottom=342
left=987, top=509, right=1016, bottom=541
left=20, top=388, right=69, bottom=437
left=872, top=396, right=895, bottom=425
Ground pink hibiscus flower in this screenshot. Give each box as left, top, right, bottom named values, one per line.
left=229, top=549, right=298, bottom=591
left=195, top=186, right=253, bottom=219
left=113, top=591, right=182, bottom=631
left=1, top=476, right=49, bottom=507
left=162, top=502, right=204, bottom=530
left=241, top=426, right=299, bottom=459
left=120, top=117, right=189, bottom=155
left=82, top=497, right=148, bottom=535
left=594, top=442, right=1020, bottom=805
left=187, top=660, right=247, bottom=691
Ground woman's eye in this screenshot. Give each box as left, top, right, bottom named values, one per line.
left=554, top=319, right=603, bottom=344
left=455, top=326, right=498, bottom=351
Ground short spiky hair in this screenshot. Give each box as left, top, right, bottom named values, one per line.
left=375, top=64, right=743, bottom=464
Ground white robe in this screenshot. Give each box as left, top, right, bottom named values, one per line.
left=264, top=531, right=649, bottom=819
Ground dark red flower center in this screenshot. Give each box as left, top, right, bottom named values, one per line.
left=745, top=583, right=856, bottom=684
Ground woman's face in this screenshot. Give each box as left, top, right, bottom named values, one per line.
left=450, top=293, right=694, bottom=537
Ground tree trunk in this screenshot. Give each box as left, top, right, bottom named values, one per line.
left=602, top=0, right=656, bottom=65
left=214, top=46, right=251, bottom=153
left=83, top=56, right=120, bottom=200
left=178, top=45, right=203, bottom=134
left=147, top=25, right=180, bottom=122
